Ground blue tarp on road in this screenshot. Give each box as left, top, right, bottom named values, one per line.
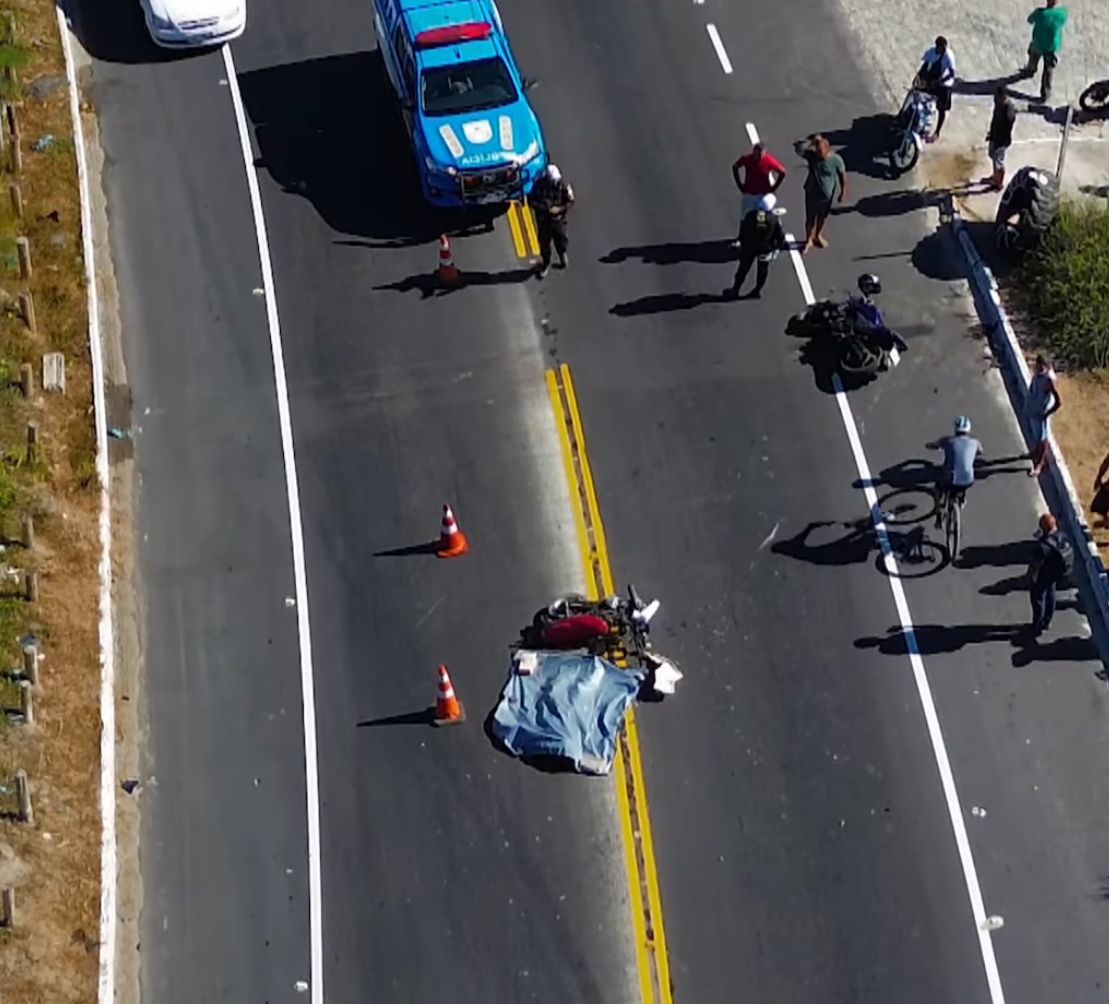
left=491, top=651, right=645, bottom=775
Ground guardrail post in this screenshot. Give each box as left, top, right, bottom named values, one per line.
left=16, top=236, right=30, bottom=279
left=22, top=642, right=37, bottom=685
left=15, top=769, right=32, bottom=823
left=18, top=680, right=33, bottom=724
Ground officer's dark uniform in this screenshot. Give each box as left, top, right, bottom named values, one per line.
left=726, top=208, right=786, bottom=298
left=531, top=174, right=575, bottom=271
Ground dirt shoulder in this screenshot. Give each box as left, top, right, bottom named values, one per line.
left=0, top=2, right=111, bottom=1001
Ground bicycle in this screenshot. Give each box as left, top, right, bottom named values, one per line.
left=938, top=486, right=967, bottom=561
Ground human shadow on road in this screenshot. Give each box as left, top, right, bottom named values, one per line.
left=374, top=266, right=535, bottom=299
left=953, top=72, right=1026, bottom=96
left=859, top=622, right=1098, bottom=665
left=956, top=540, right=1037, bottom=569
left=609, top=291, right=730, bottom=317
left=239, top=51, right=498, bottom=246
left=821, top=114, right=897, bottom=180
left=836, top=189, right=934, bottom=220
left=771, top=517, right=947, bottom=577
left=1011, top=635, right=1101, bottom=665
left=601, top=239, right=736, bottom=266
left=856, top=622, right=1028, bottom=655
left=65, top=0, right=194, bottom=64
left=980, top=573, right=1080, bottom=605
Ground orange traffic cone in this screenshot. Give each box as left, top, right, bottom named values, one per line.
left=436, top=503, right=469, bottom=558
left=432, top=664, right=465, bottom=726
left=437, top=234, right=459, bottom=285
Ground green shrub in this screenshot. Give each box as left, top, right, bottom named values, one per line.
left=1020, top=198, right=1109, bottom=370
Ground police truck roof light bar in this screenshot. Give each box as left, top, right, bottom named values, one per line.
left=413, top=22, right=493, bottom=49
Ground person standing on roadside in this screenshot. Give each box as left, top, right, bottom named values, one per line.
left=793, top=134, right=847, bottom=252
left=731, top=142, right=786, bottom=245
left=1020, top=0, right=1067, bottom=103
left=1092, top=450, right=1109, bottom=525
left=1026, top=353, right=1062, bottom=477
left=917, top=36, right=957, bottom=140
left=983, top=88, right=1016, bottom=190
left=1027, top=513, right=1073, bottom=637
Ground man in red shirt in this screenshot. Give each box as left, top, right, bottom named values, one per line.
left=732, top=143, right=786, bottom=244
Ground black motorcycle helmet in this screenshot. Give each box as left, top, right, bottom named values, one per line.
left=857, top=273, right=882, bottom=296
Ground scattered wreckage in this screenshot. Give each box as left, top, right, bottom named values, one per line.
left=490, top=585, right=682, bottom=775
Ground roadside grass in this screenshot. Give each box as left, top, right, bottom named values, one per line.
left=1009, top=198, right=1109, bottom=564
left=1019, top=199, right=1109, bottom=371
left=0, top=1, right=102, bottom=1002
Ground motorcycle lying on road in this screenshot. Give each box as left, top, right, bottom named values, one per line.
left=786, top=274, right=907, bottom=379
left=519, top=584, right=682, bottom=695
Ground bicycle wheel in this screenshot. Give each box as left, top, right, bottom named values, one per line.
left=945, top=496, right=961, bottom=561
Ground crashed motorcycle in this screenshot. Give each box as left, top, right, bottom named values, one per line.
left=519, top=584, right=681, bottom=695
left=786, top=274, right=907, bottom=378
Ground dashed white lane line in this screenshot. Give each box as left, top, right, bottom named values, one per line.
left=223, top=45, right=325, bottom=1004
left=705, top=24, right=733, bottom=75
left=783, top=227, right=1006, bottom=1004
left=745, top=122, right=760, bottom=146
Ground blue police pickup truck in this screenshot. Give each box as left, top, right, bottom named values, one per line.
left=373, top=0, right=549, bottom=207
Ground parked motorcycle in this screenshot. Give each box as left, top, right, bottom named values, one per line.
left=787, top=274, right=906, bottom=378
left=888, top=79, right=939, bottom=176
left=1079, top=78, right=1109, bottom=114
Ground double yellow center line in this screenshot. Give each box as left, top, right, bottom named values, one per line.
left=546, top=363, right=674, bottom=1004
left=507, top=199, right=540, bottom=260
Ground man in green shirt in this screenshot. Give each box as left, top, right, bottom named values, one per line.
left=792, top=134, right=847, bottom=252
left=1020, top=0, right=1068, bottom=102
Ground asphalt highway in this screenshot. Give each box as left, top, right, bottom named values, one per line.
left=74, top=0, right=1109, bottom=1001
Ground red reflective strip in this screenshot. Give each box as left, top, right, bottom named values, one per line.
left=413, top=21, right=492, bottom=49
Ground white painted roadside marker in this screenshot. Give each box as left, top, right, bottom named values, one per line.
left=57, top=12, right=117, bottom=1004
left=223, top=44, right=325, bottom=1004
left=781, top=224, right=1007, bottom=1004
left=706, top=24, right=733, bottom=75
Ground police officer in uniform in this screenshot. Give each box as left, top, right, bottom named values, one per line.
left=724, top=194, right=786, bottom=300
left=531, top=163, right=575, bottom=278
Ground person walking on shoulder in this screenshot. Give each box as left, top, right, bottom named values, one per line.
left=917, top=36, right=957, bottom=140
left=983, top=88, right=1016, bottom=191
left=793, top=134, right=846, bottom=252
left=1020, top=0, right=1067, bottom=103
left=1026, top=353, right=1061, bottom=477
left=731, top=142, right=786, bottom=246
left=1027, top=513, right=1073, bottom=637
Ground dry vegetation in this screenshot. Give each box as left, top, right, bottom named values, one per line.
left=0, top=1, right=102, bottom=1002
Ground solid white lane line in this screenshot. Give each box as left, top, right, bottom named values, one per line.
left=745, top=122, right=760, bottom=146
left=222, top=45, right=325, bottom=1004
left=57, top=12, right=117, bottom=1003
left=783, top=228, right=1006, bottom=1004
left=705, top=24, right=733, bottom=75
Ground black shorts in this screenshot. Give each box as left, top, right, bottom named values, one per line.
left=933, top=87, right=952, bottom=113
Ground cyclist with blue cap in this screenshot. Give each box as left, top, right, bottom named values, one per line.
left=927, top=416, right=983, bottom=528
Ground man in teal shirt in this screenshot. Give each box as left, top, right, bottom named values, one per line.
left=1020, top=0, right=1068, bottom=102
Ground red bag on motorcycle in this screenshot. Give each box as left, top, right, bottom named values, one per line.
left=539, top=614, right=611, bottom=650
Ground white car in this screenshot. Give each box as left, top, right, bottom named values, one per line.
left=140, top=0, right=245, bottom=48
